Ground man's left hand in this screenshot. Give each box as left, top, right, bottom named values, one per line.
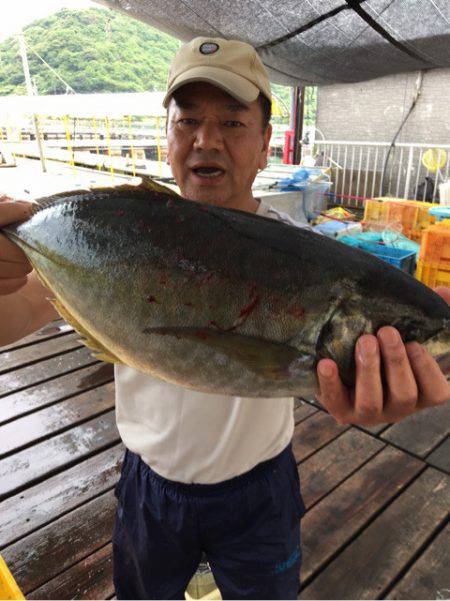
left=316, top=286, right=450, bottom=426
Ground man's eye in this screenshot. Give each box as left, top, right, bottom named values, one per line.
left=178, top=118, right=198, bottom=126
left=224, top=120, right=245, bottom=127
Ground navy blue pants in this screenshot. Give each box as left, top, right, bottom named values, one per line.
left=113, top=444, right=305, bottom=600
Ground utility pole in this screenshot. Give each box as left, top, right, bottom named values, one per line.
left=17, top=30, right=46, bottom=172
left=293, top=87, right=305, bottom=165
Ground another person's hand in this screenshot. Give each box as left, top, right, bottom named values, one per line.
left=0, top=194, right=34, bottom=295
left=316, top=287, right=450, bottom=425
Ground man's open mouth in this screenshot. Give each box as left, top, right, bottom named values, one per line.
left=192, top=167, right=225, bottom=179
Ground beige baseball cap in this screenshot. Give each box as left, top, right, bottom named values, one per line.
left=163, top=37, right=272, bottom=108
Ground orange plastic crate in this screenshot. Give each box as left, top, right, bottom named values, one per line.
left=363, top=199, right=390, bottom=223
left=419, top=221, right=450, bottom=271
left=416, top=258, right=450, bottom=288
left=363, top=198, right=437, bottom=242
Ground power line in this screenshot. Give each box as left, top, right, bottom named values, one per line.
left=22, top=36, right=76, bottom=94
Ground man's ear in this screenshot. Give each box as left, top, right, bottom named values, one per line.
left=258, top=124, right=272, bottom=170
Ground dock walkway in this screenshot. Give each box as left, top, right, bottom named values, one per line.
left=0, top=320, right=448, bottom=600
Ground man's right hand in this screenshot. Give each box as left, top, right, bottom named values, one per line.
left=0, top=194, right=34, bottom=295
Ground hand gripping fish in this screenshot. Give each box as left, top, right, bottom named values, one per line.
left=2, top=177, right=449, bottom=397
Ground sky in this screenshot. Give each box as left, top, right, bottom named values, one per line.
left=0, top=0, right=97, bottom=42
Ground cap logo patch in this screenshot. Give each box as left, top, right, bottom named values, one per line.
left=200, top=42, right=219, bottom=55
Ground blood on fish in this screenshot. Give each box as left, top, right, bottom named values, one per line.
left=146, top=295, right=158, bottom=303
left=115, top=210, right=125, bottom=217
left=200, top=273, right=214, bottom=286
left=239, top=295, right=260, bottom=319
left=195, top=330, right=209, bottom=340
left=184, top=302, right=194, bottom=308
left=289, top=305, right=305, bottom=320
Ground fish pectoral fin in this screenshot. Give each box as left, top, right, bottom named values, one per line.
left=143, top=326, right=313, bottom=380
left=50, top=297, right=122, bottom=365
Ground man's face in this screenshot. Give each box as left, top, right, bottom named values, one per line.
left=166, top=82, right=272, bottom=210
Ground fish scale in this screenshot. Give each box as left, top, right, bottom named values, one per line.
left=2, top=176, right=449, bottom=397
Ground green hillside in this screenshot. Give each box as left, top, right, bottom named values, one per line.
left=0, top=7, right=181, bottom=95
left=0, top=7, right=315, bottom=123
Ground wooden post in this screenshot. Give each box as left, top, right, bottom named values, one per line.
left=17, top=31, right=46, bottom=172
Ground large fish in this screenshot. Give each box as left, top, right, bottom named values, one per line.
left=2, top=178, right=449, bottom=397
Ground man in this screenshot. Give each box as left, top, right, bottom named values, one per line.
left=0, top=38, right=449, bottom=601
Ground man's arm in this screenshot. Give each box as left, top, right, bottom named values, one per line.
left=0, top=270, right=59, bottom=346
left=316, top=287, right=450, bottom=425
left=0, top=197, right=58, bottom=347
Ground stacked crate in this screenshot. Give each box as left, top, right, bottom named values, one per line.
left=363, top=198, right=437, bottom=242
left=416, top=220, right=450, bottom=288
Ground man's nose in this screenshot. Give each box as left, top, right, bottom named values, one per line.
left=193, top=121, right=224, bottom=151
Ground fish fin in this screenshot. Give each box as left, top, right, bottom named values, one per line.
left=31, top=189, right=90, bottom=215
left=50, top=297, right=122, bottom=365
left=91, top=352, right=118, bottom=364
left=138, top=175, right=178, bottom=196
left=143, top=326, right=314, bottom=380
left=90, top=175, right=178, bottom=197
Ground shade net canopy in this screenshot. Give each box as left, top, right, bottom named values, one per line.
left=94, top=0, right=450, bottom=86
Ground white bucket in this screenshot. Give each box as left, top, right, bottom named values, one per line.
left=439, top=181, right=450, bottom=206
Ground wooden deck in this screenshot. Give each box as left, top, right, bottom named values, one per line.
left=0, top=320, right=449, bottom=600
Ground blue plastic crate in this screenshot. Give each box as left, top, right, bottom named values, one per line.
left=339, top=237, right=416, bottom=274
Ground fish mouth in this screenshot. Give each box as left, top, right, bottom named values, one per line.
left=422, top=329, right=450, bottom=377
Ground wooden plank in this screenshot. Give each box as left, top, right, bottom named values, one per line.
left=0, top=382, right=115, bottom=457
left=426, top=437, right=450, bottom=473
left=294, top=403, right=317, bottom=425
left=300, top=446, right=424, bottom=583
left=386, top=524, right=450, bottom=600
left=0, top=444, right=123, bottom=548
left=300, top=468, right=449, bottom=600
left=0, top=410, right=119, bottom=498
left=292, top=411, right=348, bottom=463
left=2, top=490, right=116, bottom=594
left=0, top=346, right=99, bottom=397
left=0, top=320, right=72, bottom=352
left=381, top=404, right=450, bottom=457
left=0, top=332, right=81, bottom=373
left=299, top=429, right=384, bottom=509
left=360, top=423, right=389, bottom=435
left=0, top=362, right=114, bottom=424
left=28, top=543, right=114, bottom=600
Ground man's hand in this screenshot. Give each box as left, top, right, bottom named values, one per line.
left=316, top=286, right=450, bottom=426
left=0, top=193, right=34, bottom=295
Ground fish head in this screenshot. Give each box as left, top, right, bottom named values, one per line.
left=315, top=278, right=450, bottom=387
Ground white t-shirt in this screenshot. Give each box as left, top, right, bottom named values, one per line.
left=115, top=201, right=309, bottom=484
